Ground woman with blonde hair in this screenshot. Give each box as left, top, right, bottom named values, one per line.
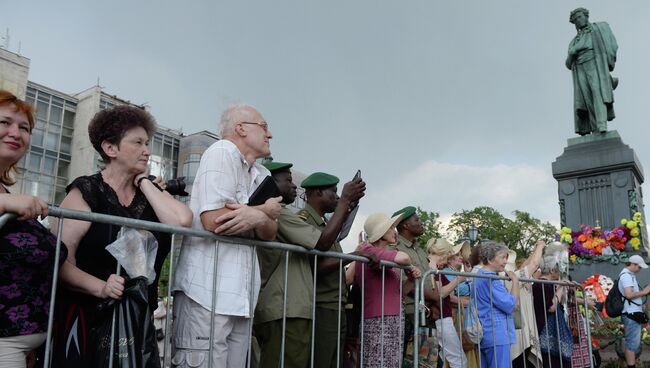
left=354, top=212, right=420, bottom=367
left=426, top=238, right=468, bottom=368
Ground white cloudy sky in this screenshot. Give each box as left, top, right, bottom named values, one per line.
left=3, top=1, right=650, bottom=251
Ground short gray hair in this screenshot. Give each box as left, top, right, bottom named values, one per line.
left=218, top=103, right=258, bottom=138
left=540, top=255, right=560, bottom=275
left=479, top=241, right=509, bottom=265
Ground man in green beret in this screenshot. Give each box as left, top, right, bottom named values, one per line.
left=254, top=164, right=364, bottom=368
left=298, top=172, right=366, bottom=368
left=392, top=206, right=436, bottom=360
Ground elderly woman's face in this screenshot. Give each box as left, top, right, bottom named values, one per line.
left=488, top=250, right=509, bottom=272
left=113, top=126, right=150, bottom=173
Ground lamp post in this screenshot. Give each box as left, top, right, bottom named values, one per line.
left=468, top=224, right=479, bottom=245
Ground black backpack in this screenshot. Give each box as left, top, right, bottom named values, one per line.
left=605, top=275, right=640, bottom=317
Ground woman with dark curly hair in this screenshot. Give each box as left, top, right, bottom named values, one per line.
left=50, top=105, right=192, bottom=367
left=0, top=90, right=68, bottom=368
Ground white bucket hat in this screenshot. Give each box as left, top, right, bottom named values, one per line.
left=364, top=212, right=404, bottom=243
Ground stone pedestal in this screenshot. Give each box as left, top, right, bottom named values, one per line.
left=553, top=131, right=649, bottom=282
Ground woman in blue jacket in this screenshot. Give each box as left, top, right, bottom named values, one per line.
left=474, top=241, right=520, bottom=368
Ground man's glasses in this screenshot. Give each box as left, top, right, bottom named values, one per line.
left=240, top=121, right=269, bottom=133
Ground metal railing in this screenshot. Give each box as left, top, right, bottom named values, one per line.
left=414, top=268, right=594, bottom=368
left=1, top=206, right=599, bottom=368
left=1, top=207, right=416, bottom=368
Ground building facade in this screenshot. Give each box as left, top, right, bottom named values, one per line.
left=1, top=48, right=181, bottom=205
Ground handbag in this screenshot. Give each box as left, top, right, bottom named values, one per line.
left=539, top=306, right=574, bottom=360
left=463, top=289, right=483, bottom=344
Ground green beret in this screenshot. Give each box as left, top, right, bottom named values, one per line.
left=392, top=206, right=416, bottom=222
left=301, top=172, right=339, bottom=188
left=263, top=161, right=293, bottom=173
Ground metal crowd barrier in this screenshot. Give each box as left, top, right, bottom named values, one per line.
left=0, top=207, right=417, bottom=368
left=415, top=268, right=594, bottom=368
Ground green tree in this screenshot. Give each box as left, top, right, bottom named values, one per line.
left=415, top=207, right=442, bottom=250
left=511, top=210, right=557, bottom=256
left=447, top=206, right=557, bottom=259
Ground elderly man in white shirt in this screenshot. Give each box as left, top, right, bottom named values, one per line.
left=173, top=104, right=281, bottom=368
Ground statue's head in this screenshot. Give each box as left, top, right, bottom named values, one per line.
left=569, top=8, right=589, bottom=28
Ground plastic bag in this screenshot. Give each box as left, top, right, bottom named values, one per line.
left=93, top=277, right=160, bottom=368
left=106, top=227, right=158, bottom=284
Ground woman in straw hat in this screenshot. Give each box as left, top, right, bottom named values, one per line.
left=353, top=212, right=420, bottom=367
left=426, top=238, right=468, bottom=368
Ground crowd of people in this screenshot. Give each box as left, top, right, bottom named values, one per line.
left=0, top=91, right=646, bottom=368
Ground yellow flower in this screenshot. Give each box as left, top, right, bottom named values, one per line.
left=561, top=227, right=572, bottom=234
left=631, top=228, right=640, bottom=237
left=570, top=254, right=577, bottom=263
left=634, top=212, right=642, bottom=221
left=621, top=218, right=628, bottom=225
left=631, top=238, right=641, bottom=248
left=627, top=221, right=638, bottom=229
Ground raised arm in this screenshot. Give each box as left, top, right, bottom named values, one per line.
left=136, top=175, right=192, bottom=227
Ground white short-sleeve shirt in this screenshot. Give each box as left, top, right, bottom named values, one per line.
left=173, top=139, right=270, bottom=317
left=619, top=268, right=643, bottom=313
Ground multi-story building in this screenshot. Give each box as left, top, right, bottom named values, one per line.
left=0, top=47, right=181, bottom=205
left=1, top=47, right=306, bottom=214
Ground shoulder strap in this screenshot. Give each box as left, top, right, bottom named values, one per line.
left=617, top=275, right=642, bottom=306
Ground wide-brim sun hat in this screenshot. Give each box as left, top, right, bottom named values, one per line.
left=453, top=240, right=471, bottom=260
left=364, top=212, right=404, bottom=243
left=427, top=238, right=453, bottom=255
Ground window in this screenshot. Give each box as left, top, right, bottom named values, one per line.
left=46, top=132, right=59, bottom=151
left=50, top=106, right=62, bottom=124
left=152, top=136, right=162, bottom=156
left=60, top=136, right=71, bottom=154
left=31, top=129, right=44, bottom=147
left=63, top=110, right=75, bottom=128
left=36, top=100, right=48, bottom=121
left=28, top=153, right=41, bottom=172
left=43, top=157, right=56, bottom=175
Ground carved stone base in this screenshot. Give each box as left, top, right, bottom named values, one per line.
left=553, top=130, right=649, bottom=282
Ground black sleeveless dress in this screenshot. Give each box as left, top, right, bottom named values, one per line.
left=50, top=173, right=171, bottom=367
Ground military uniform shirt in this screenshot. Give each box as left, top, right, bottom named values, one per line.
left=298, top=204, right=347, bottom=310
left=255, top=206, right=321, bottom=324
left=392, top=234, right=431, bottom=315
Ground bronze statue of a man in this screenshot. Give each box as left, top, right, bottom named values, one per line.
left=566, top=8, right=618, bottom=136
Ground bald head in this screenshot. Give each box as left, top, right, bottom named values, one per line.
left=219, top=104, right=260, bottom=139
left=218, top=103, right=273, bottom=163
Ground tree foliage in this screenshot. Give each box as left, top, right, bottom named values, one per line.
left=415, top=207, right=442, bottom=250
left=447, top=206, right=557, bottom=258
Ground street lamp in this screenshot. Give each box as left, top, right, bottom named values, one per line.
left=468, top=224, right=479, bottom=245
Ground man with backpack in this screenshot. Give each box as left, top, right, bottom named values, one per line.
left=618, top=255, right=650, bottom=368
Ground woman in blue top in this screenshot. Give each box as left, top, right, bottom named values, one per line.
left=474, top=241, right=519, bottom=368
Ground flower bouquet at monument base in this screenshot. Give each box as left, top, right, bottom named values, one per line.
left=561, top=212, right=644, bottom=264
